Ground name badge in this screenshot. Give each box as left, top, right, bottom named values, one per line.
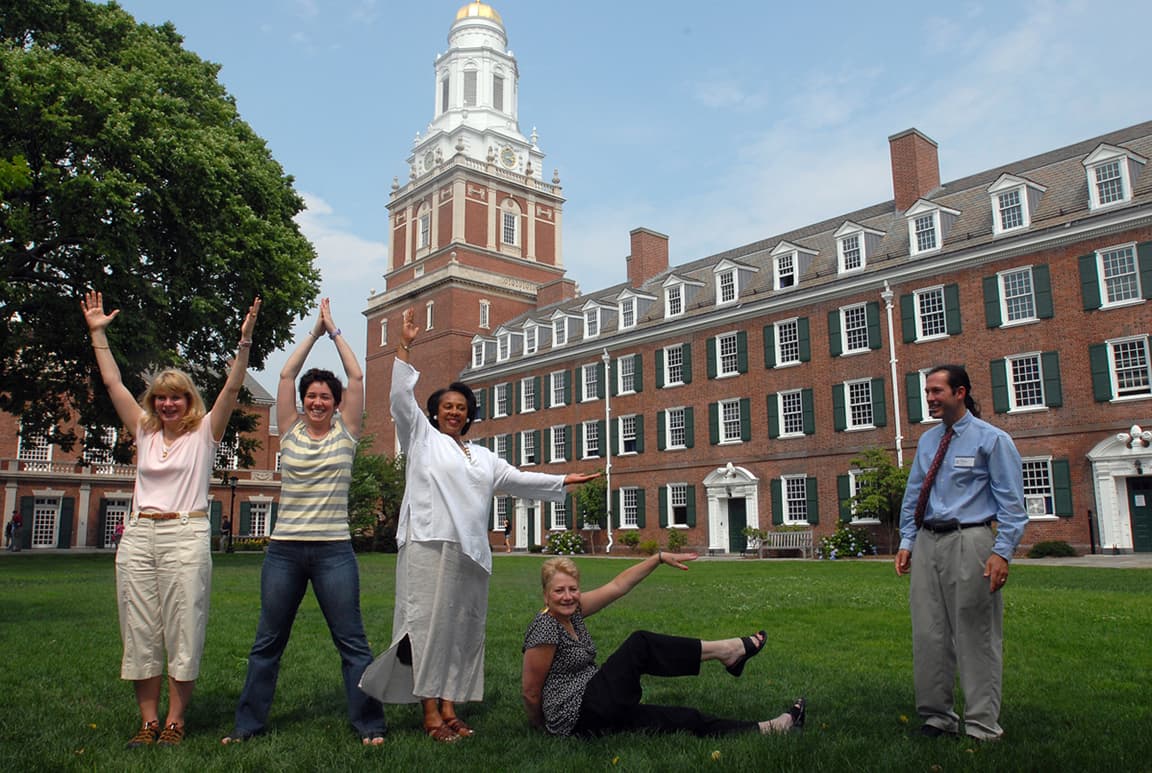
left=954, top=456, right=976, bottom=468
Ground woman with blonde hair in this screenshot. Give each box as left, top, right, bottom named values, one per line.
left=81, top=290, right=260, bottom=748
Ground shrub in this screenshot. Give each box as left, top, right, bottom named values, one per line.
left=666, top=530, right=688, bottom=552
left=816, top=523, right=876, bottom=560
left=618, top=531, right=641, bottom=551
left=528, top=543, right=544, bottom=554
left=638, top=539, right=660, bottom=556
left=545, top=530, right=585, bottom=555
left=232, top=537, right=269, bottom=552
left=1028, top=540, right=1077, bottom=558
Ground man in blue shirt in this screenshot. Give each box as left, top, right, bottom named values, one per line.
left=895, top=365, right=1026, bottom=742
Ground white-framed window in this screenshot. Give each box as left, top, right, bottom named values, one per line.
left=582, top=420, right=600, bottom=458
left=425, top=301, right=435, bottom=330
left=275, top=452, right=282, bottom=472
left=102, top=497, right=130, bottom=548
left=846, top=379, right=875, bottom=429
left=249, top=501, right=271, bottom=538
left=779, top=390, right=805, bottom=437
left=668, top=483, right=689, bottom=527
left=996, top=189, right=1024, bottom=232
left=379, top=318, right=388, bottom=346
left=417, top=209, right=431, bottom=249
left=782, top=475, right=809, bottom=524
left=32, top=496, right=60, bottom=548
left=1091, top=159, right=1126, bottom=208
left=463, top=68, right=477, bottom=106
left=620, top=487, right=640, bottom=528
left=1007, top=353, right=1046, bottom=411
left=912, top=367, right=940, bottom=424
left=584, top=307, right=600, bottom=339
left=915, top=286, right=947, bottom=340
left=999, top=267, right=1037, bottom=323
left=497, top=332, right=511, bottom=362
left=912, top=212, right=938, bottom=254
left=521, top=431, right=537, bottom=465
left=17, top=425, right=52, bottom=468
left=776, top=318, right=801, bottom=366
left=848, top=469, right=877, bottom=523
left=717, top=269, right=737, bottom=304
left=524, top=324, right=538, bottom=354
left=581, top=363, right=599, bottom=402
left=549, top=500, right=567, bottom=531
left=717, top=332, right=740, bottom=377
left=549, top=371, right=566, bottom=407
left=215, top=436, right=239, bottom=470
left=471, top=341, right=485, bottom=368
left=82, top=426, right=118, bottom=471
left=666, top=283, right=684, bottom=317
left=1099, top=245, right=1142, bottom=306
left=619, top=414, right=639, bottom=454
left=718, top=398, right=742, bottom=443
left=619, top=297, right=636, bottom=330
left=440, top=77, right=450, bottom=114
left=1022, top=458, right=1056, bottom=517
left=663, top=344, right=685, bottom=386
left=842, top=304, right=870, bottom=353
left=492, top=73, right=504, bottom=112
left=493, top=383, right=510, bottom=417
left=1109, top=336, right=1152, bottom=398
left=665, top=407, right=687, bottom=449
left=617, top=355, right=636, bottom=394
left=838, top=233, right=863, bottom=272
left=774, top=252, right=795, bottom=289
left=494, top=434, right=510, bottom=461
left=550, top=425, right=567, bottom=463
left=552, top=317, right=568, bottom=346
left=479, top=300, right=490, bottom=329
left=494, top=496, right=509, bottom=530
left=520, top=377, right=536, bottom=413
left=501, top=204, right=519, bottom=246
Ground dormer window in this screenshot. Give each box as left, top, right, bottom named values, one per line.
left=988, top=174, right=1046, bottom=236
left=584, top=307, right=601, bottom=339
left=666, top=283, right=684, bottom=317
left=619, top=297, right=636, bottom=329
left=1084, top=144, right=1146, bottom=210
left=906, top=201, right=960, bottom=256
left=834, top=223, right=884, bottom=274
left=472, top=340, right=485, bottom=368
left=914, top=213, right=937, bottom=252
left=769, top=243, right=813, bottom=289
left=524, top=324, right=538, bottom=355
left=552, top=316, right=569, bottom=346
left=838, top=234, right=862, bottom=272
left=717, top=269, right=738, bottom=304
left=497, top=331, right=511, bottom=362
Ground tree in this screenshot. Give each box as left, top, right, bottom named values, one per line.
left=848, top=447, right=911, bottom=553
left=571, top=473, right=607, bottom=553
left=347, top=434, right=406, bottom=552
left=0, top=1, right=320, bottom=452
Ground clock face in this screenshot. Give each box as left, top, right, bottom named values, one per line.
left=500, top=146, right=516, bottom=168
left=423, top=151, right=435, bottom=170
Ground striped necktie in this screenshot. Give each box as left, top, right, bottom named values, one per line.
left=914, top=427, right=954, bottom=529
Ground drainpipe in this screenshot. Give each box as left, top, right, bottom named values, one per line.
left=602, top=348, right=614, bottom=552
left=881, top=282, right=904, bottom=466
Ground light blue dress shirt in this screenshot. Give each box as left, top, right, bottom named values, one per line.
left=898, top=412, right=1027, bottom=561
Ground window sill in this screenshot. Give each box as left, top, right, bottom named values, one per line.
left=1027, top=515, right=1059, bottom=522
left=1110, top=394, right=1152, bottom=403
left=839, top=349, right=870, bottom=358
left=1007, top=406, right=1048, bottom=415
left=663, top=445, right=687, bottom=452
left=773, top=361, right=802, bottom=369
left=666, top=523, right=690, bottom=530
left=777, top=432, right=806, bottom=440
left=661, top=381, right=685, bottom=389
left=717, top=439, right=745, bottom=446
left=844, top=425, right=876, bottom=433
left=1101, top=298, right=1146, bottom=311
left=999, top=318, right=1040, bottom=328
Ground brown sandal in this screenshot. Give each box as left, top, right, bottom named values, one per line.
left=126, top=720, right=160, bottom=749
left=425, top=723, right=459, bottom=743
left=443, top=717, right=474, bottom=737
left=157, top=722, right=185, bottom=747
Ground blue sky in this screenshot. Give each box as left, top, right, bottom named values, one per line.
left=113, top=0, right=1152, bottom=386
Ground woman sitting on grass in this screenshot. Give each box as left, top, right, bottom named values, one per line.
left=522, top=554, right=805, bottom=738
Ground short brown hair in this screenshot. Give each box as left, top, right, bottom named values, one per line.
left=541, top=557, right=580, bottom=591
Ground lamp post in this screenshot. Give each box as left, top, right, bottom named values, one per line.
left=227, top=474, right=238, bottom=553
left=602, top=348, right=614, bottom=553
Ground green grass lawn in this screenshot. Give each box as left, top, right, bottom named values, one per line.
left=1, top=552, right=1149, bottom=772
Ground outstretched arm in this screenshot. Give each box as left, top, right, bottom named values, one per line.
left=209, top=298, right=261, bottom=442
left=320, top=299, right=364, bottom=438
left=276, top=300, right=327, bottom=433
left=579, top=551, right=698, bottom=617
left=80, top=291, right=144, bottom=430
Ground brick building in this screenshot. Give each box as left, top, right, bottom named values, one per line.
left=362, top=4, right=1152, bottom=556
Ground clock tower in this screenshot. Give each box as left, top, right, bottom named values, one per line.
left=363, top=2, right=570, bottom=451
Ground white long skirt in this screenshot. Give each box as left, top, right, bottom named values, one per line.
left=360, top=539, right=488, bottom=704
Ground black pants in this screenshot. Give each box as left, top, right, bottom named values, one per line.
left=573, top=631, right=758, bottom=737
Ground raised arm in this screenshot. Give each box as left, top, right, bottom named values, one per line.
left=80, top=291, right=144, bottom=430
left=397, top=307, right=418, bottom=364
left=209, top=297, right=261, bottom=442
left=521, top=644, right=556, bottom=730
left=579, top=551, right=698, bottom=617
left=277, top=302, right=326, bottom=433
left=321, top=299, right=364, bottom=438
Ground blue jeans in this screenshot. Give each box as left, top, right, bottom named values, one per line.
left=232, top=540, right=385, bottom=737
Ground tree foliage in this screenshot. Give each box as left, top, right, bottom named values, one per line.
left=0, top=1, right=320, bottom=451
left=848, top=447, right=911, bottom=551
left=348, top=434, right=406, bottom=552
left=571, top=473, right=607, bottom=529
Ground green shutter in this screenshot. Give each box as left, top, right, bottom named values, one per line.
left=563, top=370, right=571, bottom=404
left=767, top=394, right=780, bottom=439
left=905, top=372, right=924, bottom=423
left=990, top=359, right=1010, bottom=414
left=740, top=398, right=751, bottom=441
left=682, top=344, right=693, bottom=384
left=1052, top=459, right=1073, bottom=517
left=828, top=310, right=843, bottom=355
left=798, top=317, right=811, bottom=362
left=1079, top=253, right=1101, bottom=310
left=634, top=415, right=645, bottom=453
left=610, top=419, right=618, bottom=456
left=655, top=348, right=665, bottom=388
left=684, top=407, right=695, bottom=449
left=686, top=486, right=697, bottom=527
left=1033, top=265, right=1054, bottom=318
left=210, top=500, right=223, bottom=535
left=706, top=337, right=717, bottom=379
left=763, top=324, right=776, bottom=368
left=573, top=368, right=581, bottom=403
left=837, top=474, right=853, bottom=522
left=708, top=402, right=719, bottom=445
left=832, top=384, right=846, bottom=431
left=475, top=388, right=487, bottom=421
left=513, top=380, right=520, bottom=414
left=632, top=354, right=643, bottom=393
left=612, top=489, right=620, bottom=529
left=1138, top=242, right=1152, bottom=300
left=771, top=479, right=783, bottom=526
left=737, top=330, right=749, bottom=373
left=597, top=363, right=606, bottom=399
left=533, top=377, right=541, bottom=410
left=657, top=411, right=666, bottom=450
left=240, top=501, right=252, bottom=537
left=802, top=388, right=815, bottom=435
left=900, top=293, right=917, bottom=342
left=608, top=358, right=617, bottom=397
left=1042, top=351, right=1063, bottom=408
left=57, top=497, right=75, bottom=548
left=1089, top=343, right=1113, bottom=401
left=635, top=489, right=646, bottom=528
left=564, top=494, right=573, bottom=529
left=944, top=284, right=961, bottom=335
left=574, top=423, right=584, bottom=459
left=806, top=477, right=819, bottom=525
left=597, top=421, right=606, bottom=457
left=269, top=502, right=279, bottom=532
left=867, top=301, right=882, bottom=349
left=19, top=497, right=34, bottom=550
left=872, top=378, right=887, bottom=427
left=564, top=426, right=572, bottom=461
left=97, top=498, right=109, bottom=547
left=659, top=489, right=668, bottom=527
left=983, top=275, right=1003, bottom=328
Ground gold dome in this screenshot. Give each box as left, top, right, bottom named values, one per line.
left=455, top=2, right=503, bottom=24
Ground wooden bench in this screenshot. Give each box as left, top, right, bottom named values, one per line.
left=746, top=529, right=814, bottom=559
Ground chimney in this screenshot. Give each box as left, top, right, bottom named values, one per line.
left=888, top=129, right=940, bottom=212
left=626, top=227, right=669, bottom=287
left=536, top=277, right=578, bottom=309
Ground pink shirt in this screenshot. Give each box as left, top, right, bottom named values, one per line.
left=133, top=413, right=218, bottom=513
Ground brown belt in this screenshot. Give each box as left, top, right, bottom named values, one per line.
left=136, top=511, right=208, bottom=520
